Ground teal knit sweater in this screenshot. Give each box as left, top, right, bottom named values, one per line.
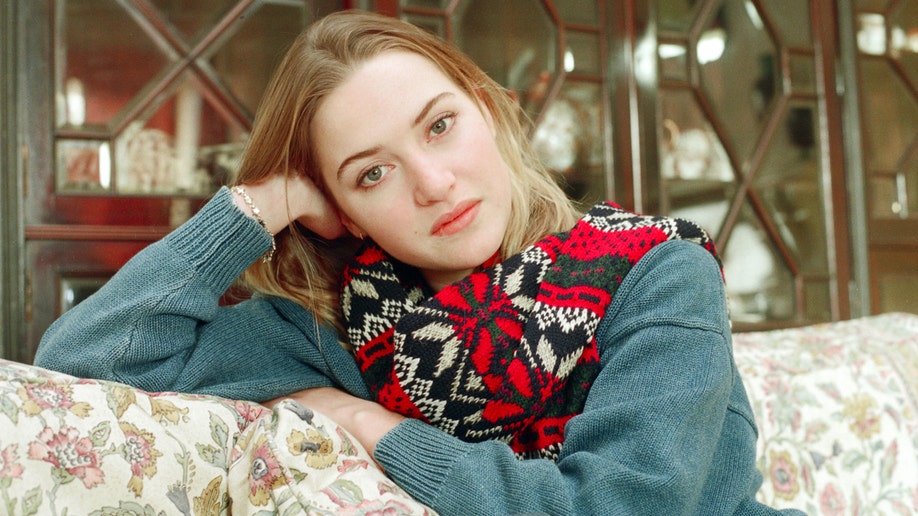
left=36, top=188, right=802, bottom=515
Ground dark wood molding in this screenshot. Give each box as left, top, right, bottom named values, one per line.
left=1, top=0, right=26, bottom=361
left=25, top=224, right=170, bottom=242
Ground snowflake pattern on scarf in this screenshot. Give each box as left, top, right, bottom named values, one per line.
left=340, top=202, right=719, bottom=460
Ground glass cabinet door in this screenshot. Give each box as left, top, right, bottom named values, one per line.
left=653, top=0, right=849, bottom=327
left=852, top=0, right=918, bottom=314
left=20, top=0, right=333, bottom=362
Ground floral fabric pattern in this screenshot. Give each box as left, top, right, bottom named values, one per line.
left=736, top=312, right=918, bottom=515
left=0, top=360, right=433, bottom=515
left=1, top=313, right=916, bottom=515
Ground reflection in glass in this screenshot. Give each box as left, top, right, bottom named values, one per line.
left=696, top=28, right=726, bottom=65
left=56, top=140, right=113, bottom=192
left=57, top=0, right=171, bottom=128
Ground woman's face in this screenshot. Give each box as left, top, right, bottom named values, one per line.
left=312, top=50, right=513, bottom=290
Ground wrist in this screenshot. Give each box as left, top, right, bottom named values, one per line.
left=231, top=185, right=277, bottom=262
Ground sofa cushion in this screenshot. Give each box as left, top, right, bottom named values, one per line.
left=735, top=313, right=918, bottom=515
left=0, top=359, right=432, bottom=515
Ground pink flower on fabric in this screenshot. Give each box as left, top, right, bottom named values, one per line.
left=233, top=400, right=270, bottom=428
left=119, top=422, right=164, bottom=496
left=28, top=426, right=104, bottom=488
left=248, top=436, right=285, bottom=506
left=0, top=444, right=24, bottom=479
left=18, top=383, right=91, bottom=417
left=819, top=483, right=847, bottom=516
left=768, top=450, right=800, bottom=500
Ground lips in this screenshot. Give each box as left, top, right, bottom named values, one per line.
left=431, top=200, right=480, bottom=236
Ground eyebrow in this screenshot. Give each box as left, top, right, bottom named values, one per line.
left=336, top=91, right=455, bottom=181
left=414, top=91, right=453, bottom=126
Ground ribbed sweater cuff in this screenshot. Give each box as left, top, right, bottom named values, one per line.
left=163, top=186, right=272, bottom=293
left=374, top=419, right=472, bottom=504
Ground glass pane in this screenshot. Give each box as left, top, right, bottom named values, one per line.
left=755, top=102, right=827, bottom=275
left=859, top=59, right=918, bottom=171
left=553, top=0, right=598, bottom=26
left=566, top=31, right=600, bottom=74
left=453, top=0, right=557, bottom=121
left=722, top=204, right=795, bottom=323
left=149, top=0, right=240, bottom=45
left=57, top=0, right=171, bottom=128
left=698, top=1, right=779, bottom=163
left=659, top=41, right=689, bottom=82
left=657, top=0, right=703, bottom=34
left=803, top=278, right=831, bottom=321
left=788, top=52, right=817, bottom=96
left=761, top=0, right=812, bottom=49
left=868, top=174, right=903, bottom=218
left=208, top=2, right=309, bottom=117
left=660, top=89, right=734, bottom=184
left=114, top=73, right=247, bottom=195
left=531, top=81, right=604, bottom=207
left=890, top=0, right=918, bottom=91
left=878, top=272, right=918, bottom=312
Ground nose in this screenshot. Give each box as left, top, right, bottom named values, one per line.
left=406, top=154, right=455, bottom=205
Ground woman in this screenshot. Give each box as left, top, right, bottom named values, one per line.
left=36, top=10, right=798, bottom=515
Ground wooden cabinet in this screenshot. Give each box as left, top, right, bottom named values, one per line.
left=3, top=0, right=915, bottom=363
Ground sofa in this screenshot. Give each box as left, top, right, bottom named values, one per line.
left=0, top=312, right=915, bottom=515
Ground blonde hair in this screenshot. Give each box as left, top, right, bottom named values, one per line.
left=234, top=10, right=580, bottom=327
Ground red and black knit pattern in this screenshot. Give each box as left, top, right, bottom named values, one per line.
left=340, top=202, right=719, bottom=460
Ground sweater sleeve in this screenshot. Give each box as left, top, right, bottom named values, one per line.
left=373, top=240, right=795, bottom=515
left=34, top=187, right=341, bottom=401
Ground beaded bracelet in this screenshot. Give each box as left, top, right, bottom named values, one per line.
left=231, top=186, right=276, bottom=263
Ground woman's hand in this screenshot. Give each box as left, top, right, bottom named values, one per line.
left=233, top=173, right=347, bottom=239
left=266, top=387, right=406, bottom=456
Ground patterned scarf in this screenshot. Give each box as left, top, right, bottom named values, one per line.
left=340, top=202, right=719, bottom=460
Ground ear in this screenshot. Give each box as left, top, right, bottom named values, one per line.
left=338, top=210, right=365, bottom=239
